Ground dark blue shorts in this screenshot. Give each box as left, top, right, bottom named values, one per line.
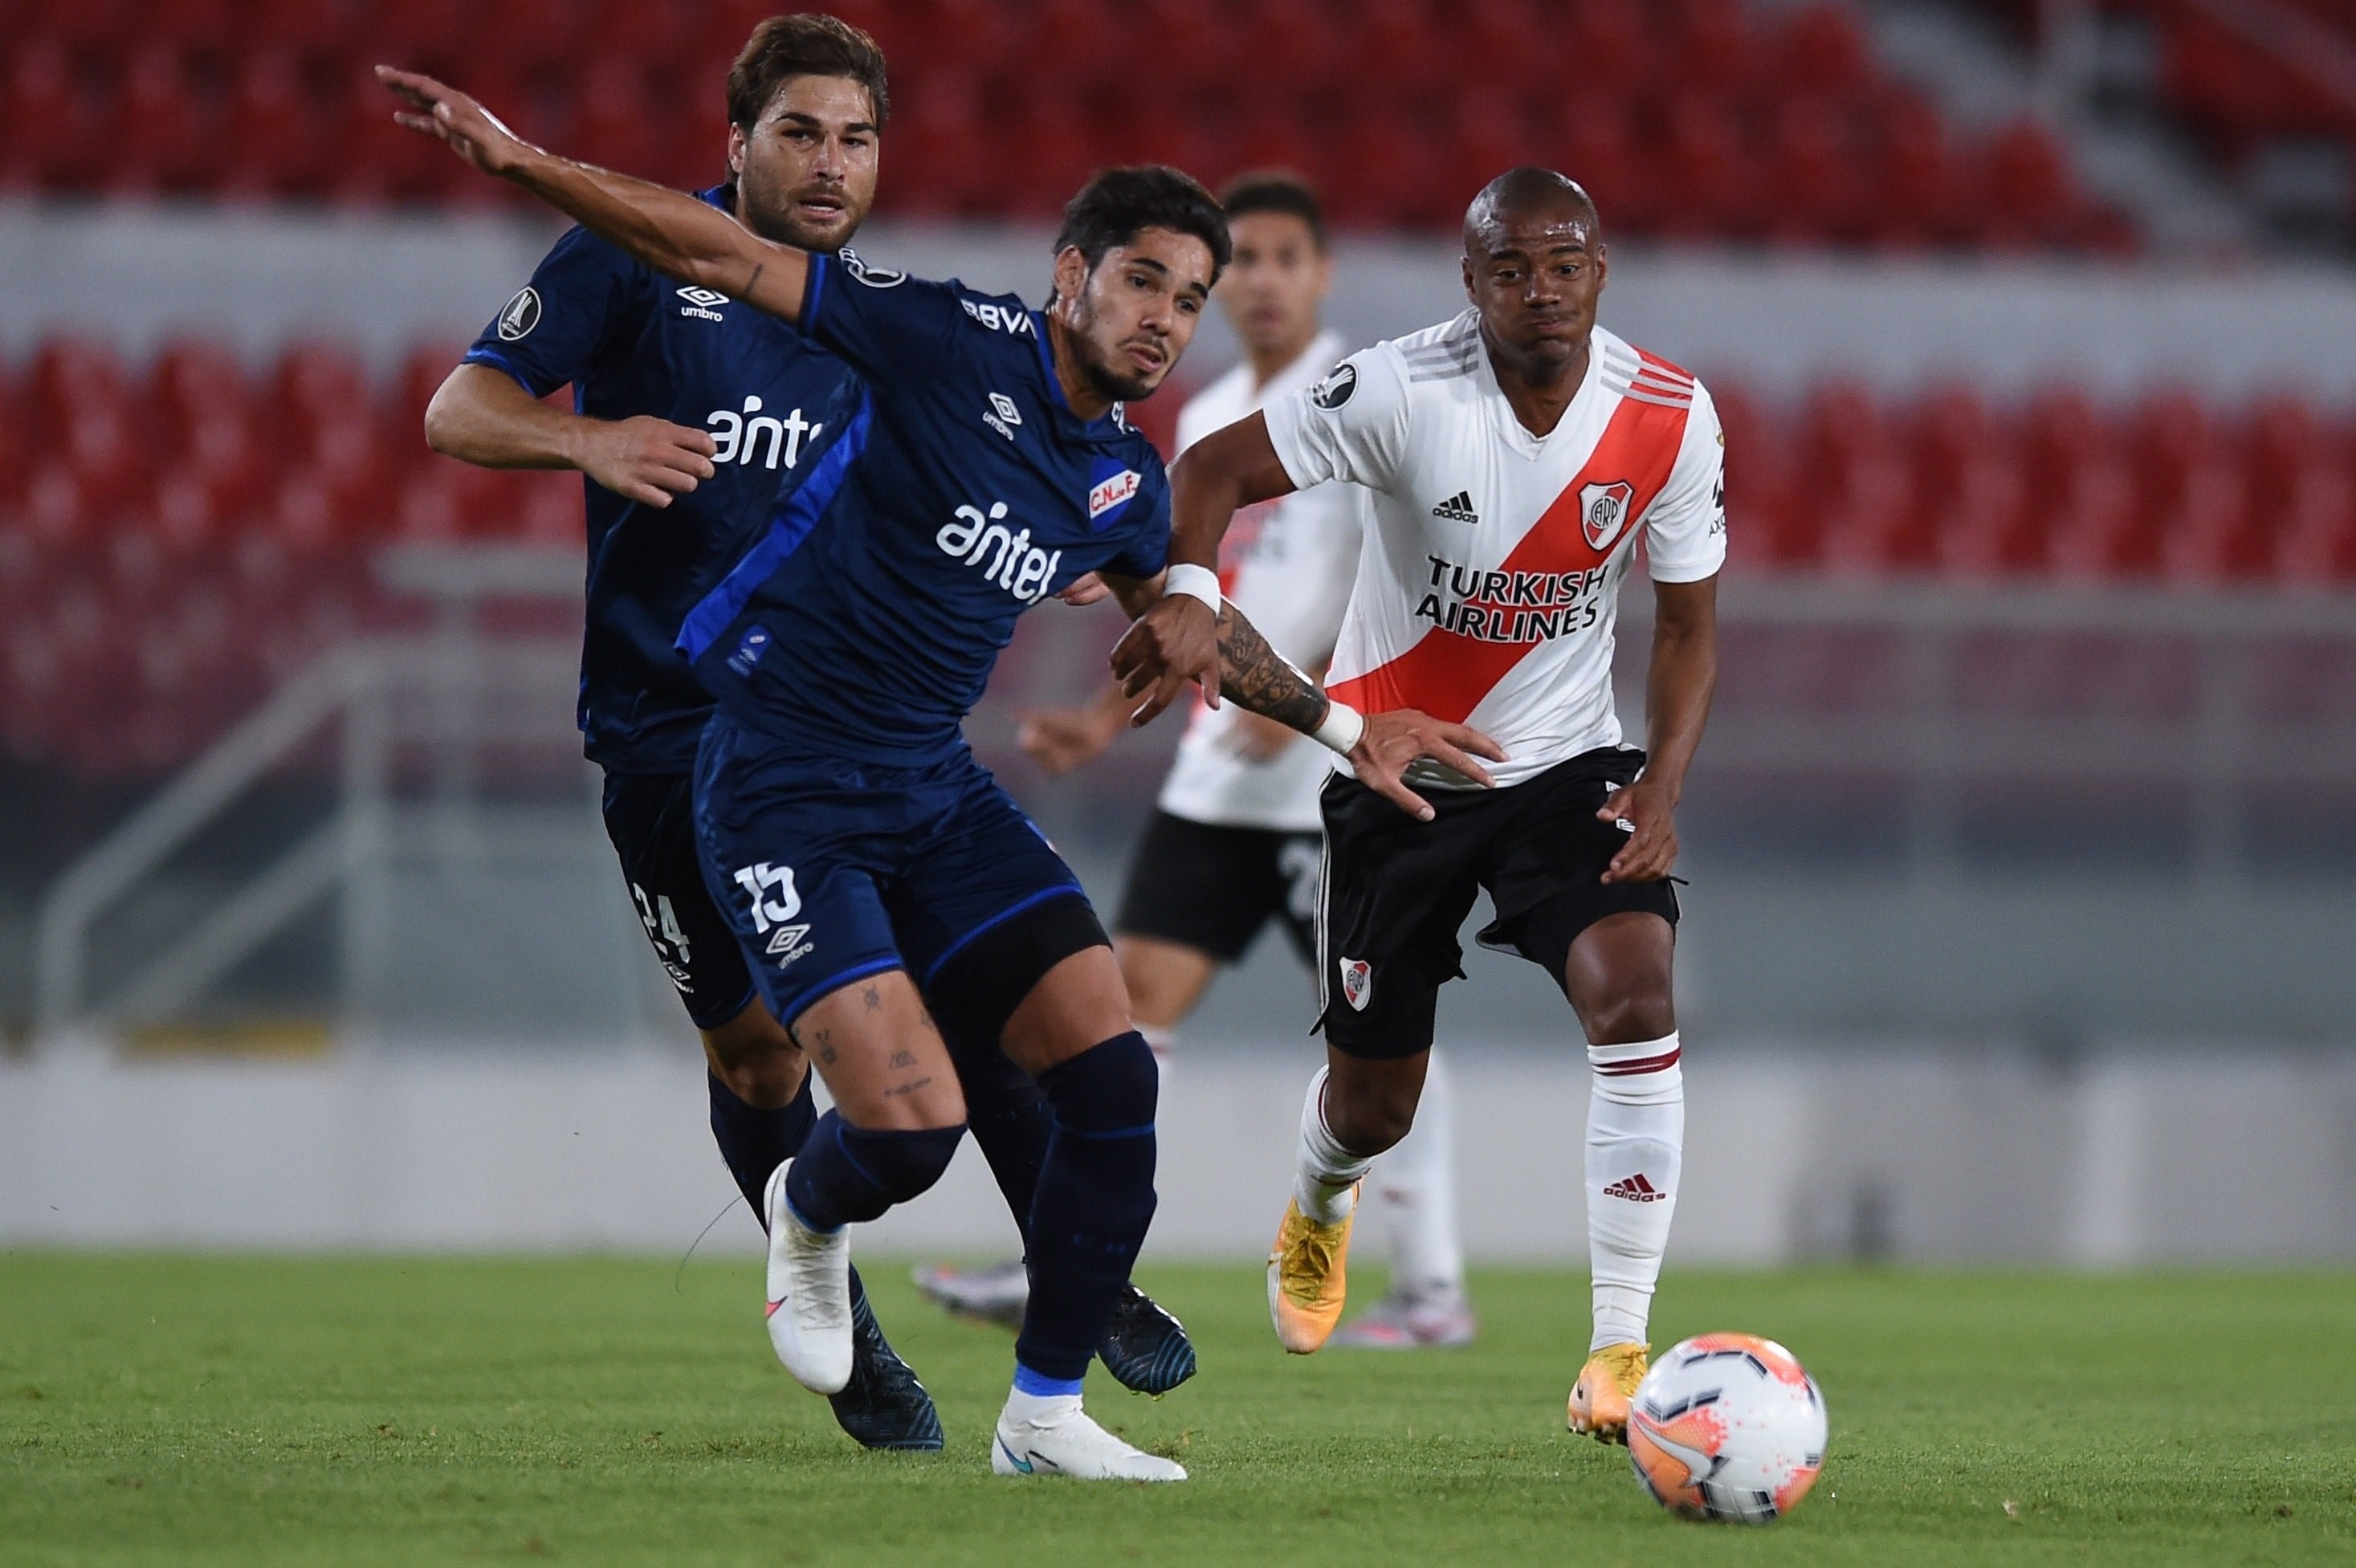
left=692, top=713, right=1094, bottom=1030
left=601, top=768, right=759, bottom=1031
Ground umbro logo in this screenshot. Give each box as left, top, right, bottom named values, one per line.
left=984, top=392, right=1021, bottom=442
left=1430, top=491, right=1479, bottom=524
left=1602, top=1173, right=1667, bottom=1203
left=676, top=285, right=728, bottom=323
left=764, top=922, right=813, bottom=967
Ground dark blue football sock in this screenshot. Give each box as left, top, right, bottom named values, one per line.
left=782, top=1112, right=965, bottom=1233
left=1014, top=1031, right=1160, bottom=1383
left=707, top=1071, right=817, bottom=1224
left=941, top=1023, right=1051, bottom=1244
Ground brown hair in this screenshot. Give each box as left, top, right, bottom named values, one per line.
left=1219, top=171, right=1328, bottom=251
left=726, top=13, right=891, bottom=132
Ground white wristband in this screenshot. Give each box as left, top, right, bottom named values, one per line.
left=1311, top=699, right=1365, bottom=756
left=1163, top=563, right=1221, bottom=615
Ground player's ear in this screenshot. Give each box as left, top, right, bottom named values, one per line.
left=1461, top=254, right=1477, bottom=303
left=1051, top=245, right=1091, bottom=308
left=1593, top=242, right=1608, bottom=293
left=726, top=121, right=748, bottom=179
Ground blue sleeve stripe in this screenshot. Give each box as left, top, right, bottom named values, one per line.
left=801, top=252, right=828, bottom=332
left=460, top=345, right=550, bottom=397
left=675, top=391, right=873, bottom=662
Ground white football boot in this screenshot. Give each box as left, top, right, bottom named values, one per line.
left=762, top=1161, right=854, bottom=1395
left=991, top=1395, right=1188, bottom=1483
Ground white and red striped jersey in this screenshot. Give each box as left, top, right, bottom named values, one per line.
left=1158, top=331, right=1366, bottom=832
left=1262, top=314, right=1725, bottom=792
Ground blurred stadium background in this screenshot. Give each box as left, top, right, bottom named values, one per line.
left=3, top=0, right=2354, bottom=1267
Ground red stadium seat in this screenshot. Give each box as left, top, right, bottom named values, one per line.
left=1563, top=0, right=1656, bottom=95
left=570, top=55, right=659, bottom=181
left=1342, top=0, right=1449, bottom=105
left=1977, top=119, right=2081, bottom=250
left=1705, top=377, right=1800, bottom=569
left=1652, top=97, right=1759, bottom=240
left=115, top=47, right=218, bottom=196
left=1779, top=2, right=1873, bottom=100
left=1233, top=0, right=1335, bottom=100
left=578, top=0, right=693, bottom=74
left=1800, top=381, right=1912, bottom=572
left=4, top=36, right=109, bottom=193
left=1458, top=0, right=1556, bottom=100
left=1133, top=0, right=1230, bottom=98
left=1863, top=92, right=1964, bottom=250
left=1668, top=0, right=1764, bottom=104
left=1532, top=98, right=1648, bottom=233
left=888, top=71, right=991, bottom=216
left=1763, top=100, right=1865, bottom=243
left=1004, top=96, right=1105, bottom=219
left=222, top=50, right=335, bottom=199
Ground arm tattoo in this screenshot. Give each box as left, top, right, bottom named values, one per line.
left=1216, top=603, right=1330, bottom=734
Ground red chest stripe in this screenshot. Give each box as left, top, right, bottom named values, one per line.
left=1330, top=394, right=1690, bottom=724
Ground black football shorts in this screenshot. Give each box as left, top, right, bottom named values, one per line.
left=601, top=768, right=759, bottom=1032
left=1316, top=746, right=1681, bottom=1059
left=1114, top=808, right=1323, bottom=966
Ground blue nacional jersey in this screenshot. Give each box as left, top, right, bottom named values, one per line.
left=678, top=252, right=1173, bottom=764
left=463, top=187, right=858, bottom=773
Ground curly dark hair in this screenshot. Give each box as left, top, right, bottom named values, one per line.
left=1053, top=165, right=1233, bottom=289
left=726, top=13, right=890, bottom=132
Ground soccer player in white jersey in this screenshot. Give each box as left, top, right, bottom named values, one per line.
left=1115, top=169, right=1723, bottom=1439
left=919, top=174, right=1478, bottom=1348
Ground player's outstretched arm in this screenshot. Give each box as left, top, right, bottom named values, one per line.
left=1114, top=412, right=1300, bottom=726
left=375, top=66, right=809, bottom=322
left=424, top=365, right=718, bottom=507
left=1107, top=575, right=1505, bottom=822
left=1600, top=573, right=1719, bottom=883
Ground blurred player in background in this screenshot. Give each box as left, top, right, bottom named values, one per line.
left=1119, top=169, right=1722, bottom=1440
left=916, top=173, right=1478, bottom=1350
left=412, top=14, right=1188, bottom=1451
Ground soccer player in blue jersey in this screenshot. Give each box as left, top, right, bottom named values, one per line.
left=380, top=62, right=1500, bottom=1480
left=410, top=16, right=1188, bottom=1452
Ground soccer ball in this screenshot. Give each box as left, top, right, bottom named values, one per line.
left=1626, top=1334, right=1827, bottom=1525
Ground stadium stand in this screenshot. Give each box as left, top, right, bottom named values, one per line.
left=1979, top=2, right=2356, bottom=222
left=0, top=0, right=2130, bottom=249
left=2, top=333, right=2350, bottom=776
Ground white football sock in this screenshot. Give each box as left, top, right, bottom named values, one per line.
left=1001, top=1385, right=1084, bottom=1429
left=1586, top=1032, right=1684, bottom=1353
left=1368, top=1047, right=1465, bottom=1303
left=1293, top=1066, right=1372, bottom=1224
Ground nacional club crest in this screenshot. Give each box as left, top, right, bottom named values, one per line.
left=1579, top=479, right=1636, bottom=552
left=1338, top=957, right=1373, bottom=1012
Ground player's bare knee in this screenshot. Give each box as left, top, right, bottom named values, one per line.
left=701, top=999, right=805, bottom=1108
left=1000, top=944, right=1133, bottom=1076
left=1579, top=988, right=1677, bottom=1047
left=1323, top=1078, right=1417, bottom=1155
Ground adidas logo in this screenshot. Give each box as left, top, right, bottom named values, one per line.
left=1430, top=490, right=1478, bottom=524
left=1603, top=1173, right=1667, bottom=1203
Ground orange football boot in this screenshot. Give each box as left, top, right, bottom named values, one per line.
left=1266, top=1192, right=1356, bottom=1354
left=1567, top=1342, right=1651, bottom=1443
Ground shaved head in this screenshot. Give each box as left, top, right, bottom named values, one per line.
left=1465, top=166, right=1600, bottom=256
left=1459, top=165, right=1609, bottom=416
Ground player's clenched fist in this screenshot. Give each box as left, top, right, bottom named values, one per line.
left=1110, top=593, right=1221, bottom=726
left=376, top=65, right=535, bottom=177
left=1348, top=710, right=1507, bottom=823
left=573, top=416, right=719, bottom=509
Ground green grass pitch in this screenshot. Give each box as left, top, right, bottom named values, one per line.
left=2, top=1255, right=2350, bottom=1566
